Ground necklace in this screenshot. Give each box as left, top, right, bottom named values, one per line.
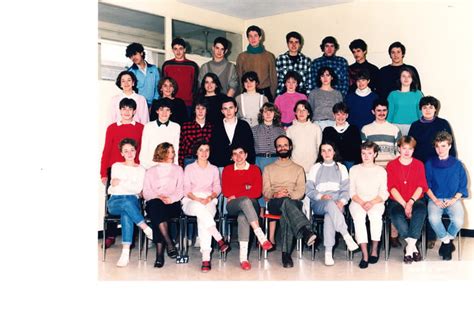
left=399, top=159, right=412, bottom=185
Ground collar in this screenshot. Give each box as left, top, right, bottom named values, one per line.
left=223, top=117, right=237, bottom=125
left=117, top=120, right=136, bottom=126
left=157, top=119, right=170, bottom=127
left=234, top=161, right=250, bottom=170
left=420, top=116, right=436, bottom=124
left=356, top=87, right=372, bottom=97
left=322, top=161, right=336, bottom=166
left=246, top=44, right=264, bottom=54
left=130, top=61, right=149, bottom=70
left=334, top=122, right=349, bottom=132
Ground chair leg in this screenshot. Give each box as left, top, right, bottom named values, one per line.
left=298, top=238, right=303, bottom=259
left=138, top=227, right=142, bottom=261
left=264, top=217, right=269, bottom=260
left=458, top=230, right=462, bottom=261
left=384, top=221, right=390, bottom=261
left=421, top=222, right=427, bottom=260
left=102, top=223, right=106, bottom=262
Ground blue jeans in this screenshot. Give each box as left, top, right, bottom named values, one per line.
left=388, top=199, right=426, bottom=239
left=107, top=195, right=144, bottom=245
left=428, top=199, right=464, bottom=239
left=255, top=156, right=277, bottom=207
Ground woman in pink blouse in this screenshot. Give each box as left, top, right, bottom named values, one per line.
left=143, top=142, right=183, bottom=268
left=182, top=140, right=230, bottom=272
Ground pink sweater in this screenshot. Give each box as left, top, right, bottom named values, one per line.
left=143, top=162, right=184, bottom=203
left=275, top=92, right=307, bottom=124
left=183, top=161, right=221, bottom=196
left=110, top=92, right=149, bottom=125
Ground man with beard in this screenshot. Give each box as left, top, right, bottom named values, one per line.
left=262, top=135, right=317, bottom=268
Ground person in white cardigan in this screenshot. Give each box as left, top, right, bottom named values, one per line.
left=286, top=100, right=322, bottom=173
left=139, top=98, right=180, bottom=168
left=349, top=141, right=389, bottom=269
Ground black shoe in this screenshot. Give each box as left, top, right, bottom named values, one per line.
left=368, top=255, right=379, bottom=264
left=438, top=242, right=449, bottom=257
left=427, top=240, right=436, bottom=249
left=450, top=241, right=456, bottom=253
left=302, top=228, right=317, bottom=247
left=443, top=247, right=453, bottom=261
left=267, top=241, right=276, bottom=253
left=359, top=259, right=369, bottom=269
left=167, top=246, right=178, bottom=259
left=154, top=254, right=165, bottom=268
left=282, top=252, right=294, bottom=268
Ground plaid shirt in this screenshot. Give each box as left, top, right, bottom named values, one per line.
left=275, top=51, right=312, bottom=95
left=178, top=120, right=213, bottom=167
left=309, top=55, right=349, bottom=97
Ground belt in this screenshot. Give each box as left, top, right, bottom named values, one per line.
left=256, top=153, right=277, bottom=158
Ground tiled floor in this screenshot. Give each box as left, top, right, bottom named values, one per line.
left=98, top=237, right=474, bottom=281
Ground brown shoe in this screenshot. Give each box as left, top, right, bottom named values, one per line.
left=390, top=236, right=402, bottom=248
left=427, top=240, right=436, bottom=249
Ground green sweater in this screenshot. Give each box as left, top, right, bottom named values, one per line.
left=387, top=90, right=423, bottom=124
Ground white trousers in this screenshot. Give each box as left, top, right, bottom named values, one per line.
left=349, top=201, right=385, bottom=244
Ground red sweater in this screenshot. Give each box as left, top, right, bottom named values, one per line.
left=386, top=158, right=428, bottom=201
left=222, top=164, right=262, bottom=199
left=162, top=58, right=199, bottom=106
left=100, top=122, right=144, bottom=178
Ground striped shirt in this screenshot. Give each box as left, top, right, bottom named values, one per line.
left=361, top=121, right=402, bottom=167
left=251, top=124, right=285, bottom=154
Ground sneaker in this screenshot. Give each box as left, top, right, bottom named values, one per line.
left=325, top=252, right=335, bottom=266
left=201, top=261, right=211, bottom=272
left=344, top=235, right=359, bottom=252
left=194, top=237, right=200, bottom=248
left=116, top=252, right=129, bottom=267
left=240, top=261, right=251, bottom=270
left=103, top=237, right=115, bottom=249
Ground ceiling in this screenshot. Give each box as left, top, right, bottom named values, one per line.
left=177, top=0, right=353, bottom=19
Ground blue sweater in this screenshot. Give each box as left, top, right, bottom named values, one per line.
left=345, top=91, right=378, bottom=131
left=425, top=156, right=468, bottom=199
left=128, top=62, right=160, bottom=106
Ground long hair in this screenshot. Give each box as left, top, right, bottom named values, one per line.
left=316, top=140, right=343, bottom=163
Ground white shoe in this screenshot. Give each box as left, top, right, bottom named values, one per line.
left=344, top=235, right=359, bottom=251
left=194, top=237, right=200, bottom=248
left=116, top=252, right=129, bottom=267
left=143, top=226, right=153, bottom=240
left=325, top=252, right=334, bottom=266
left=187, top=239, right=193, bottom=247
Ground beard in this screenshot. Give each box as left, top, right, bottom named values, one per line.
left=277, top=149, right=292, bottom=158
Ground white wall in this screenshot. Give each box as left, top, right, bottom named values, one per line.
left=245, top=0, right=474, bottom=228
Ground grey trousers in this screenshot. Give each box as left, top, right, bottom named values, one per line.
left=268, top=198, right=312, bottom=253
left=226, top=197, right=260, bottom=242
left=311, top=199, right=349, bottom=248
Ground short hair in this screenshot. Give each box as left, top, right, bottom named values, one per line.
left=115, top=71, right=138, bottom=93
left=230, top=144, right=248, bottom=154
left=274, top=135, right=293, bottom=150
left=349, top=39, right=367, bottom=52
left=192, top=139, right=211, bottom=157
left=361, top=140, right=380, bottom=154
left=241, top=71, right=260, bottom=87
left=397, top=66, right=421, bottom=91
left=286, top=31, right=302, bottom=44
left=257, top=102, right=281, bottom=126
left=153, top=142, right=174, bottom=162
left=372, top=98, right=389, bottom=110
left=171, top=37, right=186, bottom=48
left=193, top=97, right=209, bottom=111
left=199, top=72, right=223, bottom=96
left=213, top=37, right=229, bottom=51
left=388, top=41, right=406, bottom=56
left=154, top=97, right=174, bottom=111
left=397, top=135, right=417, bottom=148
left=316, top=66, right=338, bottom=87
left=294, top=100, right=313, bottom=121
left=316, top=140, right=343, bottom=163
left=320, top=36, right=339, bottom=52
left=158, top=76, right=178, bottom=97
left=246, top=25, right=262, bottom=37
left=283, top=70, right=302, bottom=84
left=433, top=131, right=453, bottom=146
left=119, top=138, right=137, bottom=151
left=119, top=98, right=137, bottom=110
left=356, top=69, right=371, bottom=81
left=125, top=42, right=145, bottom=58
left=419, top=96, right=440, bottom=111
left=332, top=102, right=349, bottom=114
left=221, top=95, right=237, bottom=108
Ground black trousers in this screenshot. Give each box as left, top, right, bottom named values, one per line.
left=145, top=199, right=181, bottom=244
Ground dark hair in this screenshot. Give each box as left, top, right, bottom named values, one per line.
left=192, top=139, right=211, bottom=157
left=119, top=98, right=137, bottom=110
left=213, top=37, right=229, bottom=51
left=361, top=140, right=380, bottom=154
left=115, top=71, right=138, bottom=93
left=356, top=69, right=371, bottom=81
left=153, top=142, right=174, bottom=162
left=397, top=66, right=420, bottom=91
left=241, top=71, right=260, bottom=89
left=294, top=100, right=313, bottom=121
left=154, top=97, right=174, bottom=111
left=372, top=98, right=389, bottom=110
left=397, top=135, right=417, bottom=148
left=258, top=102, right=281, bottom=126
left=125, top=42, right=145, bottom=58
left=316, top=66, right=338, bottom=87
left=193, top=97, right=209, bottom=111
left=286, top=31, right=302, bottom=44
left=158, top=76, right=178, bottom=97
left=172, top=37, right=186, bottom=48
left=332, top=102, right=349, bottom=114
left=320, top=36, right=339, bottom=52
left=281, top=71, right=302, bottom=93
left=246, top=25, right=262, bottom=37
left=274, top=135, right=293, bottom=150
left=433, top=131, right=453, bottom=146
left=349, top=39, right=367, bottom=52
left=388, top=41, right=406, bottom=56
left=230, top=144, right=248, bottom=155
left=221, top=95, right=238, bottom=108
left=199, top=72, right=222, bottom=96
left=419, top=96, right=440, bottom=111
left=316, top=140, right=343, bottom=163
left=119, top=138, right=137, bottom=151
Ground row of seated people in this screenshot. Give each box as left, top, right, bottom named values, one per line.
left=105, top=130, right=467, bottom=271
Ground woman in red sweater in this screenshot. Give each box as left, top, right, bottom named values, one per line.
left=386, top=136, right=428, bottom=263
left=222, top=145, right=272, bottom=270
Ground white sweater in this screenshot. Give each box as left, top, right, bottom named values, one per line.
left=286, top=120, right=322, bottom=173
left=139, top=120, right=180, bottom=169
left=349, top=163, right=389, bottom=201
left=107, top=162, right=146, bottom=196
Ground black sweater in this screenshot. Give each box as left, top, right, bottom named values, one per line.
left=322, top=124, right=362, bottom=163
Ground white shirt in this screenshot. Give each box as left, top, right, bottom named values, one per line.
left=223, top=117, right=238, bottom=143
left=139, top=120, right=180, bottom=169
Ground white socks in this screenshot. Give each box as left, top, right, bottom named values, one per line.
left=201, top=249, right=211, bottom=262
left=142, top=226, right=153, bottom=240
left=239, top=241, right=249, bottom=262
left=405, top=237, right=417, bottom=255
left=116, top=248, right=130, bottom=267
left=440, top=236, right=450, bottom=244
left=325, top=251, right=334, bottom=266
left=343, top=234, right=359, bottom=251
left=253, top=227, right=268, bottom=245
